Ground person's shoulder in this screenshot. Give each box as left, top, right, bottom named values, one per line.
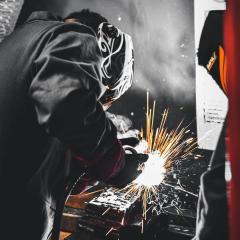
left=15, top=14, right=95, bottom=43
left=48, top=21, right=96, bottom=38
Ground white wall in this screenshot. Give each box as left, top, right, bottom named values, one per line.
left=194, top=0, right=228, bottom=150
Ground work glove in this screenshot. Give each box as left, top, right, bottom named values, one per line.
left=108, top=151, right=148, bottom=188
left=119, top=137, right=140, bottom=147
left=72, top=137, right=145, bottom=192
left=108, top=136, right=148, bottom=188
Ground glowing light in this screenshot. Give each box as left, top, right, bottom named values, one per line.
left=102, top=207, right=110, bottom=216
left=83, top=92, right=199, bottom=234
left=133, top=152, right=166, bottom=187
left=134, top=139, right=148, bottom=153
left=106, top=227, right=115, bottom=236
left=118, top=92, right=198, bottom=219
left=141, top=219, right=144, bottom=234
left=121, top=211, right=126, bottom=225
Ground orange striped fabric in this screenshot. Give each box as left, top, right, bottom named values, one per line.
left=219, top=45, right=228, bottom=94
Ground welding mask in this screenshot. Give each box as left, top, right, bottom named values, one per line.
left=97, top=22, right=134, bottom=107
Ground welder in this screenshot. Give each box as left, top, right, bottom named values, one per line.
left=0, top=9, right=147, bottom=240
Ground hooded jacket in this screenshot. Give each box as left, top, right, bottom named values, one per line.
left=0, top=11, right=124, bottom=240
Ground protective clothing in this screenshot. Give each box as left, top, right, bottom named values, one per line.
left=0, top=11, right=133, bottom=240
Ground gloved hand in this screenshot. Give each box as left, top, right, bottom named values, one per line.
left=108, top=152, right=148, bottom=188
left=119, top=137, right=139, bottom=147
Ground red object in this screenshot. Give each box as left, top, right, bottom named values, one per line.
left=224, top=1, right=240, bottom=240
left=73, top=139, right=125, bottom=182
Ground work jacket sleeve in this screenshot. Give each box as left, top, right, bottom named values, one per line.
left=29, top=24, right=125, bottom=181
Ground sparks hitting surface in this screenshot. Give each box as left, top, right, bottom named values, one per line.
left=119, top=92, right=198, bottom=219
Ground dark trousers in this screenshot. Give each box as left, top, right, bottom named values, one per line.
left=193, top=124, right=228, bottom=240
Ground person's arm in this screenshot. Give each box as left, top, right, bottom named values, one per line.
left=29, top=23, right=124, bottom=181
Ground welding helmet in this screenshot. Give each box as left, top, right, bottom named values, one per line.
left=97, top=22, right=134, bottom=106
